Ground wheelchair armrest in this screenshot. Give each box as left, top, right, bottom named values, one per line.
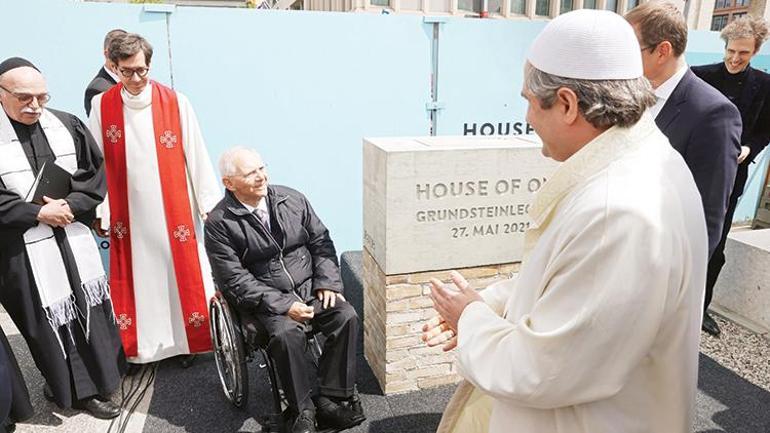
left=212, top=288, right=268, bottom=352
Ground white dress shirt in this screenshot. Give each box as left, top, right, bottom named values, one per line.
left=103, top=65, right=120, bottom=84
left=240, top=197, right=270, bottom=229
left=651, top=63, right=689, bottom=118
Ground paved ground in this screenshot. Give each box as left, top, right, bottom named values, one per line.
left=3, top=251, right=769, bottom=433
left=700, top=313, right=770, bottom=392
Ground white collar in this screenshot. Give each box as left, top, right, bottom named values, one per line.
left=103, top=65, right=120, bottom=84
left=121, top=81, right=153, bottom=110
left=521, top=114, right=660, bottom=262
left=528, top=113, right=658, bottom=228
left=239, top=196, right=268, bottom=214
left=654, top=63, right=688, bottom=103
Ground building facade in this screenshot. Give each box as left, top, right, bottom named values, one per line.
left=712, top=0, right=750, bottom=30
left=86, top=0, right=768, bottom=31
left=303, top=0, right=644, bottom=18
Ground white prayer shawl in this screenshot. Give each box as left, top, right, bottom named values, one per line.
left=0, top=110, right=110, bottom=357
left=443, top=114, right=707, bottom=433
left=88, top=84, right=221, bottom=363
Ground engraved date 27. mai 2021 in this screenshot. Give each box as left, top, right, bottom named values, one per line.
left=451, top=222, right=530, bottom=238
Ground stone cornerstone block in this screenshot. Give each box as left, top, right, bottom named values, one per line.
left=363, top=250, right=523, bottom=394
left=713, top=229, right=770, bottom=331
left=363, top=135, right=558, bottom=275
left=362, top=135, right=554, bottom=394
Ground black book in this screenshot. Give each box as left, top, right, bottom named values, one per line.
left=25, top=161, right=72, bottom=205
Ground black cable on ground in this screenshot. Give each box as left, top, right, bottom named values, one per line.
left=106, top=362, right=158, bottom=433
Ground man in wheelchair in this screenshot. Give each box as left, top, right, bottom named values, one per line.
left=204, top=147, right=365, bottom=433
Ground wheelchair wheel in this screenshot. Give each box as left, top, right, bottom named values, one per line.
left=209, top=292, right=249, bottom=409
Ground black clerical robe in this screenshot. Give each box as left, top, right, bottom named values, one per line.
left=0, top=329, right=12, bottom=427
left=0, top=109, right=125, bottom=409
left=0, top=338, right=9, bottom=426
left=0, top=324, right=32, bottom=424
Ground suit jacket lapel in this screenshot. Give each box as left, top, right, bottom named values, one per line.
left=655, top=70, right=692, bottom=134
left=99, top=66, right=117, bottom=85
left=655, top=99, right=680, bottom=133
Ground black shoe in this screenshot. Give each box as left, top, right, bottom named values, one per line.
left=4, top=422, right=15, bottom=433
left=291, top=408, right=316, bottom=433
left=178, top=354, right=196, bottom=369
left=72, top=397, right=121, bottom=419
left=702, top=312, right=721, bottom=337
left=316, top=399, right=365, bottom=430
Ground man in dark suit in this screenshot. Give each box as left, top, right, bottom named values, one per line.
left=692, top=16, right=770, bottom=336
left=205, top=147, right=365, bottom=433
left=83, top=29, right=126, bottom=116
left=626, top=2, right=741, bottom=336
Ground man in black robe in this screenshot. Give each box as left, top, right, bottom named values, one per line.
left=0, top=57, right=125, bottom=422
left=83, top=29, right=125, bottom=117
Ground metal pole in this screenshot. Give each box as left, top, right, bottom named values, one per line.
left=430, top=21, right=440, bottom=135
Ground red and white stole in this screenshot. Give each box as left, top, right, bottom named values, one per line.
left=100, top=82, right=211, bottom=357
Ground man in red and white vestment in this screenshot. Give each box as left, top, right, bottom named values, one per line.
left=88, top=33, right=220, bottom=364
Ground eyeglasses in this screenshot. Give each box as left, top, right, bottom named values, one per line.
left=640, top=43, right=660, bottom=53
left=235, top=165, right=268, bottom=180
left=117, top=67, right=150, bottom=78
left=0, top=84, right=51, bottom=105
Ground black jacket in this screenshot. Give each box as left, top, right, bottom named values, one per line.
left=655, top=69, right=741, bottom=258
left=692, top=62, right=770, bottom=165
left=204, top=186, right=342, bottom=315
left=84, top=66, right=116, bottom=116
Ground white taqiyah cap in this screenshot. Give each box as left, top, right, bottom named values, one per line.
left=526, top=9, right=643, bottom=80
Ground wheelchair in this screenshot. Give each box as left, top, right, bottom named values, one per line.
left=209, top=291, right=344, bottom=433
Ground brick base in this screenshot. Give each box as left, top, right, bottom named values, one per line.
left=362, top=249, right=519, bottom=394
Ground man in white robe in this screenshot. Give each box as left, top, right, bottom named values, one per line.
left=88, top=33, right=220, bottom=364
left=422, top=10, right=707, bottom=433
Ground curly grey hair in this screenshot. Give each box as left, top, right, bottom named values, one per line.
left=721, top=16, right=769, bottom=53
left=523, top=62, right=656, bottom=129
